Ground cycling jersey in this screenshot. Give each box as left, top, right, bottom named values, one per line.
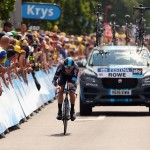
left=52, top=63, right=79, bottom=89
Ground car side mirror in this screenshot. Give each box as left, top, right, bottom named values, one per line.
left=76, top=61, right=86, bottom=68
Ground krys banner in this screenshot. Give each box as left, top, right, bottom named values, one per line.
left=22, top=3, right=61, bottom=20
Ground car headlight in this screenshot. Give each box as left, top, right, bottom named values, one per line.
left=85, top=76, right=97, bottom=82
left=142, top=76, right=150, bottom=83
left=80, top=74, right=97, bottom=82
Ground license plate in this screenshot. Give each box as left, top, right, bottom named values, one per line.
left=109, top=89, right=131, bottom=95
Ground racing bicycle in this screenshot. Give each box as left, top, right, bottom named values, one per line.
left=124, top=15, right=132, bottom=45
left=110, top=14, right=120, bottom=45
left=94, top=3, right=104, bottom=46
left=57, top=82, right=77, bottom=135
left=133, top=4, right=150, bottom=47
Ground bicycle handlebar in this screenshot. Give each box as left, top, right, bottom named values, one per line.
left=56, top=89, right=77, bottom=97
left=125, top=14, right=130, bottom=19
left=133, top=4, right=150, bottom=14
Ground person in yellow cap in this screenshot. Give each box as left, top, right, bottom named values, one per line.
left=14, top=45, right=28, bottom=84
left=14, top=45, right=21, bottom=54
left=6, top=44, right=22, bottom=82
left=74, top=37, right=85, bottom=60
left=68, top=44, right=76, bottom=59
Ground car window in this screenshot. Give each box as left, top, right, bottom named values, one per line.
left=89, top=49, right=149, bottom=66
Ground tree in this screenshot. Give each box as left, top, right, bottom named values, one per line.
left=101, top=0, right=150, bottom=27
left=0, top=0, right=16, bottom=20
left=59, top=0, right=97, bottom=35
left=16, top=0, right=150, bottom=35
left=22, top=0, right=97, bottom=35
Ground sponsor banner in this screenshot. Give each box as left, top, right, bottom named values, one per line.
left=22, top=3, right=61, bottom=20
left=97, top=67, right=143, bottom=78
left=132, top=68, right=143, bottom=78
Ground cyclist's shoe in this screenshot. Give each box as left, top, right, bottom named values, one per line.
left=70, top=111, right=76, bottom=121
left=57, top=112, right=62, bottom=120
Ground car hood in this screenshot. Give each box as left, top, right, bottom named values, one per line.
left=83, top=65, right=150, bottom=78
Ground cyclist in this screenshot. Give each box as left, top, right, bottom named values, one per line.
left=52, top=57, right=79, bottom=121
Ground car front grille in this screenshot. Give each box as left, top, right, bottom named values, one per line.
left=84, top=87, right=99, bottom=99
left=102, top=78, right=138, bottom=89
left=84, top=87, right=99, bottom=93
left=144, top=88, right=150, bottom=98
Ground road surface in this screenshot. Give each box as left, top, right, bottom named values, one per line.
left=1, top=88, right=150, bottom=150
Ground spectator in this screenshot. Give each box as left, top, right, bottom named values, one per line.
left=20, top=24, right=27, bottom=38
left=0, top=49, right=9, bottom=88
left=56, top=43, right=66, bottom=61
left=0, top=36, right=10, bottom=51
left=6, top=46, right=17, bottom=86
left=0, top=32, right=5, bottom=40
left=1, top=21, right=13, bottom=34
left=14, top=45, right=28, bottom=83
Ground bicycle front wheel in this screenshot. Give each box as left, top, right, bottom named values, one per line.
left=63, top=118, right=68, bottom=135
left=63, top=99, right=69, bottom=135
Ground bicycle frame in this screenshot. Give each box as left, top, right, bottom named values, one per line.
left=94, top=3, right=104, bottom=46
left=133, top=4, right=150, bottom=48
left=57, top=82, right=77, bottom=135
left=124, top=15, right=132, bottom=45
left=110, top=14, right=119, bottom=46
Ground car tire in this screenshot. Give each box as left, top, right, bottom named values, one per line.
left=148, top=106, right=150, bottom=114
left=80, top=97, right=92, bottom=116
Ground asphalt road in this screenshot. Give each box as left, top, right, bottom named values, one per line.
left=1, top=88, right=150, bottom=150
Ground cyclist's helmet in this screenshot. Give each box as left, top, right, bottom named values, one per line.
left=64, top=57, right=74, bottom=67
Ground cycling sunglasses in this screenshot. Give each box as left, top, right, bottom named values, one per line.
left=65, top=66, right=73, bottom=70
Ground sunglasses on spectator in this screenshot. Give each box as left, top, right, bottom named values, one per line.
left=65, top=66, right=73, bottom=70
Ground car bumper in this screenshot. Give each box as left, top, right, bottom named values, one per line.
left=80, top=80, right=150, bottom=106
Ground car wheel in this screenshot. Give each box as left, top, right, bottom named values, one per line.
left=80, top=97, right=92, bottom=116
left=148, top=106, right=150, bottom=114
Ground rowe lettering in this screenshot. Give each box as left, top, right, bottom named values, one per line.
left=108, top=72, right=126, bottom=77
left=27, top=5, right=53, bottom=19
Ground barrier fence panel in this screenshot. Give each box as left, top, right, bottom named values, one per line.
left=0, top=67, right=57, bottom=135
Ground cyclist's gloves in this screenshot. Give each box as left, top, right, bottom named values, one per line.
left=52, top=80, right=57, bottom=86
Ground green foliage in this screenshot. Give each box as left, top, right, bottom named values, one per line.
left=58, top=0, right=97, bottom=35
left=5, top=0, right=150, bottom=35
left=0, top=0, right=16, bottom=20
left=101, top=0, right=150, bottom=26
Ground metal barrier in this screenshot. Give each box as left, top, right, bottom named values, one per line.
left=0, top=67, right=56, bottom=137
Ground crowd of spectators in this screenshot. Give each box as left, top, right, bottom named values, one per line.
left=0, top=21, right=95, bottom=95
left=0, top=21, right=149, bottom=96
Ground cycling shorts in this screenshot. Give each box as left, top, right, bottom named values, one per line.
left=58, top=74, right=77, bottom=91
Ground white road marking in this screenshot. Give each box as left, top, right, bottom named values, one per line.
left=76, top=116, right=105, bottom=121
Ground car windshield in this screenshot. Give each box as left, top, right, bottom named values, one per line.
left=89, top=49, right=149, bottom=66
